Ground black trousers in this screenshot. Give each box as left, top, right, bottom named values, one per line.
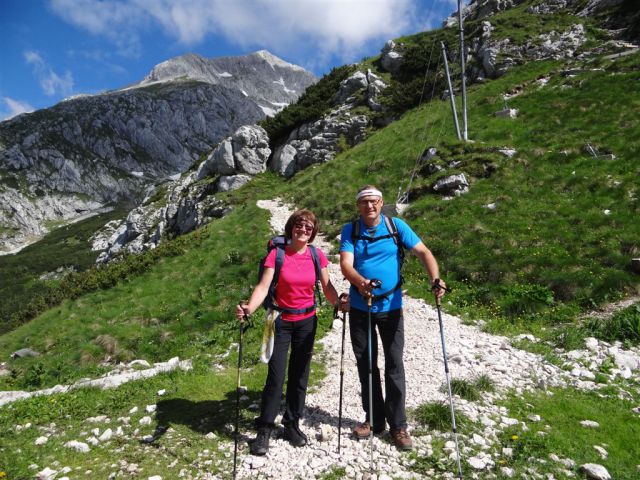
left=257, top=314, right=317, bottom=428
left=349, top=308, right=407, bottom=431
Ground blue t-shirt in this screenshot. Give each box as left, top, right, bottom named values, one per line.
left=340, top=214, right=421, bottom=312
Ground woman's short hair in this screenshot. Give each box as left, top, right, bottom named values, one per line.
left=284, top=209, right=319, bottom=243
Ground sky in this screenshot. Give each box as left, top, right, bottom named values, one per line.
left=0, top=0, right=462, bottom=121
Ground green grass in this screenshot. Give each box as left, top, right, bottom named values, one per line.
left=443, top=374, right=497, bottom=402
left=413, top=401, right=471, bottom=433
left=496, top=387, right=640, bottom=479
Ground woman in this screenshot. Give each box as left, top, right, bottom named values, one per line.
left=236, top=209, right=347, bottom=455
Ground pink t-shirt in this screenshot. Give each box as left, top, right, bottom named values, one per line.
left=264, top=246, right=329, bottom=321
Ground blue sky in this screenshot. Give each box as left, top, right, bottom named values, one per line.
left=0, top=0, right=461, bottom=121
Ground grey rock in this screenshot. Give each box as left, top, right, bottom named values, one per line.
left=579, top=463, right=611, bottom=480
left=270, top=107, right=369, bottom=178
left=432, top=174, right=470, bottom=196
left=271, top=144, right=298, bottom=177
left=216, top=175, right=252, bottom=192
left=11, top=348, right=40, bottom=359
left=197, top=140, right=234, bottom=179
left=231, top=125, right=270, bottom=175
left=334, top=71, right=368, bottom=104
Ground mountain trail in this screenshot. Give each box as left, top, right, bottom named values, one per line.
left=231, top=199, right=572, bottom=479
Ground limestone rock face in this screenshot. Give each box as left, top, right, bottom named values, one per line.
left=0, top=51, right=315, bottom=254
left=95, top=125, right=269, bottom=263
left=270, top=106, right=369, bottom=178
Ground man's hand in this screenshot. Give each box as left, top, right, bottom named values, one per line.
left=357, top=279, right=374, bottom=298
left=431, top=278, right=447, bottom=300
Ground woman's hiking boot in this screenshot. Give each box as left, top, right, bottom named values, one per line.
left=250, top=427, right=271, bottom=456
left=353, top=421, right=385, bottom=439
left=284, top=420, right=308, bottom=447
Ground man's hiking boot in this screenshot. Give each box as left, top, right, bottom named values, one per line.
left=391, top=427, right=413, bottom=450
left=353, top=421, right=385, bottom=440
left=284, top=421, right=308, bottom=447
left=250, top=427, right=271, bottom=456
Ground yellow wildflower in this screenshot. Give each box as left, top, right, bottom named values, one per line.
left=511, top=435, right=519, bottom=440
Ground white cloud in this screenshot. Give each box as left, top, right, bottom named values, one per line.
left=0, top=97, right=34, bottom=122
left=24, top=51, right=75, bottom=97
left=49, top=0, right=440, bottom=65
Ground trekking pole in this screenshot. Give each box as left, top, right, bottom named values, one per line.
left=366, top=279, right=382, bottom=475
left=335, top=294, right=348, bottom=454
left=433, top=280, right=463, bottom=479
left=233, top=312, right=248, bottom=480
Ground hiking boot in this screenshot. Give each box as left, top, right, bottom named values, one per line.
left=284, top=421, right=308, bottom=447
left=250, top=427, right=271, bottom=456
left=353, top=421, right=385, bottom=440
left=391, top=427, right=413, bottom=451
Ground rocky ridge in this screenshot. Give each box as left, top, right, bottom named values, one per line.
left=92, top=66, right=389, bottom=262
left=0, top=51, right=316, bottom=254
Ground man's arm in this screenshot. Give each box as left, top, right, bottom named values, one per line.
left=340, top=251, right=374, bottom=298
left=411, top=241, right=446, bottom=299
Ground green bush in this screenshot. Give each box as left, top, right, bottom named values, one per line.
left=584, top=303, right=640, bottom=345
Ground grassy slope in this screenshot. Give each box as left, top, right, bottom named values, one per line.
left=1, top=5, right=639, bottom=478
left=0, top=207, right=129, bottom=329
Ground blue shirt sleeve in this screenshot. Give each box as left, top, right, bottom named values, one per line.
left=394, top=217, right=421, bottom=251
left=340, top=222, right=354, bottom=253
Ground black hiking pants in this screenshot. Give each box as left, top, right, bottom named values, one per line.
left=257, top=314, right=317, bottom=428
left=349, top=307, right=407, bottom=431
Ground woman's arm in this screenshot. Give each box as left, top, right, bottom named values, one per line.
left=320, top=267, right=339, bottom=306
left=236, top=267, right=275, bottom=319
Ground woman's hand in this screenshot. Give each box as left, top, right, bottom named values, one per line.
left=236, top=303, right=250, bottom=321
left=338, top=293, right=350, bottom=312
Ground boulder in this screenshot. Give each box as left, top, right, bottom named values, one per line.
left=11, top=348, right=40, bottom=359
left=232, top=125, right=271, bottom=175
left=579, top=463, right=611, bottom=480
left=216, top=175, right=252, bottom=192
left=196, top=139, right=234, bottom=180
left=334, top=71, right=368, bottom=104
left=432, top=174, right=470, bottom=196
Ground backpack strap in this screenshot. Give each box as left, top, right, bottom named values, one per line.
left=308, top=245, right=323, bottom=307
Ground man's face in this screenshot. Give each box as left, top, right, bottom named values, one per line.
left=357, top=195, right=383, bottom=223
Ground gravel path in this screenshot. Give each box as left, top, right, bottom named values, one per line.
left=233, top=199, right=569, bottom=479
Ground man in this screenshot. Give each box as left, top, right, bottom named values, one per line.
left=339, top=185, right=446, bottom=450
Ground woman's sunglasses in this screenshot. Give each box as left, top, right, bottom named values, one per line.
left=294, top=222, right=314, bottom=232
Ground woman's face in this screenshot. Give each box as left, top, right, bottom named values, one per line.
left=292, top=219, right=314, bottom=243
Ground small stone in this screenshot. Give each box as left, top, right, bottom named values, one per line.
left=500, top=467, right=515, bottom=478
left=145, top=404, right=157, bottom=413
left=129, top=406, right=139, bottom=414
left=36, top=467, right=57, bottom=480
left=580, top=420, right=599, bottom=428
left=35, top=436, right=49, bottom=445
left=157, top=389, right=166, bottom=396
left=468, top=455, right=488, bottom=470
left=593, top=445, right=608, bottom=459
left=98, top=428, right=113, bottom=442
left=139, top=416, right=153, bottom=426
left=528, top=414, right=541, bottom=422
left=64, top=441, right=90, bottom=453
